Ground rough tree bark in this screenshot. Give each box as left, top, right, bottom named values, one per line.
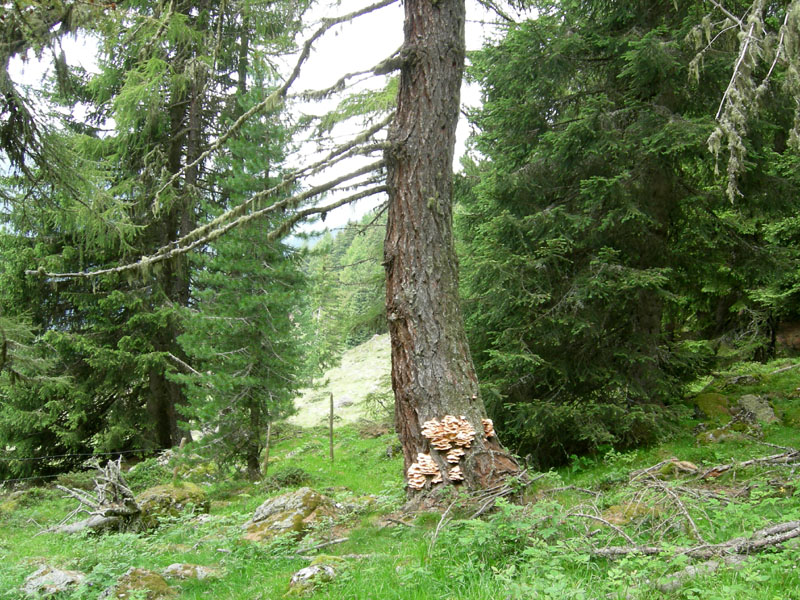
left=384, top=0, right=520, bottom=491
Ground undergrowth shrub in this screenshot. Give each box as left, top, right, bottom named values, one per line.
left=125, top=458, right=171, bottom=492
left=436, top=498, right=563, bottom=567
left=495, top=395, right=679, bottom=469
left=263, top=466, right=312, bottom=491
left=55, top=470, right=96, bottom=491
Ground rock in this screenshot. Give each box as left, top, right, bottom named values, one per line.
left=22, top=566, right=86, bottom=597
left=776, top=321, right=800, bottom=351
left=101, top=568, right=176, bottom=600
left=242, top=487, right=337, bottom=542
left=602, top=503, right=660, bottom=526
left=136, top=483, right=209, bottom=527
left=696, top=428, right=742, bottom=445
left=724, top=374, right=760, bottom=388
left=335, top=396, right=354, bottom=408
left=736, top=395, right=777, bottom=424
left=287, top=564, right=337, bottom=596
left=693, top=393, right=731, bottom=421
left=657, top=459, right=699, bottom=478
left=162, top=563, right=219, bottom=580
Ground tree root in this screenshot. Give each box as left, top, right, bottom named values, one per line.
left=48, top=458, right=142, bottom=534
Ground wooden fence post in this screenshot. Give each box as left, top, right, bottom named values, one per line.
left=329, top=393, right=334, bottom=463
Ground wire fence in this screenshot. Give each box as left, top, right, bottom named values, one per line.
left=0, top=448, right=169, bottom=463
left=0, top=447, right=171, bottom=487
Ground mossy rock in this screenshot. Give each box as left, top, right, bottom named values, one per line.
left=162, top=563, right=220, bottom=581
left=696, top=428, right=742, bottom=445
left=243, top=487, right=338, bottom=542
left=737, top=394, right=778, bottom=424
left=180, top=461, right=218, bottom=481
left=22, top=565, right=86, bottom=597
left=136, top=482, right=209, bottom=527
left=105, top=568, right=176, bottom=600
left=657, top=460, right=698, bottom=478
left=286, top=564, right=337, bottom=597
left=602, top=502, right=660, bottom=526
left=693, top=393, right=731, bottom=422
left=0, top=498, right=19, bottom=516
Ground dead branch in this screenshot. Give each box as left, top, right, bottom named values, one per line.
left=383, top=517, right=416, bottom=528
left=593, top=519, right=800, bottom=560
left=469, top=470, right=538, bottom=519
left=571, top=512, right=637, bottom=545
left=769, top=362, right=800, bottom=375
left=428, top=499, right=458, bottom=556
left=654, top=555, right=747, bottom=593
left=700, top=450, right=799, bottom=479
left=643, top=477, right=705, bottom=543
left=49, top=458, right=142, bottom=534
left=540, top=485, right=601, bottom=497
left=295, top=537, right=349, bottom=555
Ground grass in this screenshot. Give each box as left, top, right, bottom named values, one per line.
left=1, top=356, right=799, bottom=599
left=288, top=333, right=392, bottom=427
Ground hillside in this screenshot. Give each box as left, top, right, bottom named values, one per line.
left=288, top=334, right=392, bottom=428
left=1, top=358, right=799, bottom=599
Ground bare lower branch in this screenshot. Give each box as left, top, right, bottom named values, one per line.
left=166, top=352, right=201, bottom=376
left=154, top=0, right=398, bottom=201
left=28, top=162, right=386, bottom=279
left=716, top=20, right=757, bottom=120
left=174, top=115, right=391, bottom=248
left=708, top=0, right=745, bottom=28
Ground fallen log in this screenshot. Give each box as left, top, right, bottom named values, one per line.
left=593, top=519, right=800, bottom=560
left=49, top=458, right=143, bottom=534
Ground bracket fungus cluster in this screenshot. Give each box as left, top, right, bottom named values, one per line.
left=407, top=453, right=442, bottom=488
left=406, top=415, right=498, bottom=490
left=482, top=418, right=495, bottom=439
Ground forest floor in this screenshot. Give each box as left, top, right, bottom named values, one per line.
left=1, top=354, right=800, bottom=599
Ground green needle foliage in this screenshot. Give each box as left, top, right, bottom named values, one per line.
left=172, top=62, right=308, bottom=480
left=457, top=0, right=800, bottom=467
left=0, top=0, right=311, bottom=475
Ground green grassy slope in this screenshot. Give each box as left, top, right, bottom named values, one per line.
left=1, top=357, right=799, bottom=599
left=289, top=334, right=392, bottom=428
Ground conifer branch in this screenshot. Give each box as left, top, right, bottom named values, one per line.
left=761, top=8, right=791, bottom=87
left=296, top=44, right=401, bottom=100
left=153, top=0, right=398, bottom=202
left=265, top=184, right=388, bottom=244
left=716, top=19, right=757, bottom=121
left=177, top=114, right=391, bottom=248
left=27, top=161, right=386, bottom=280
left=707, top=0, right=745, bottom=29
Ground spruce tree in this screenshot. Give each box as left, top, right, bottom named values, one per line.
left=457, top=0, right=800, bottom=466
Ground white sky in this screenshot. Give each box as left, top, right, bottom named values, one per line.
left=290, top=0, right=508, bottom=233
left=7, top=0, right=516, bottom=234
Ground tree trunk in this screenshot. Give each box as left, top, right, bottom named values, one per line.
left=384, top=0, right=519, bottom=492
left=246, top=398, right=261, bottom=481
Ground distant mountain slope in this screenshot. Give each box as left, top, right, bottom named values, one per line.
left=288, top=334, right=392, bottom=427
